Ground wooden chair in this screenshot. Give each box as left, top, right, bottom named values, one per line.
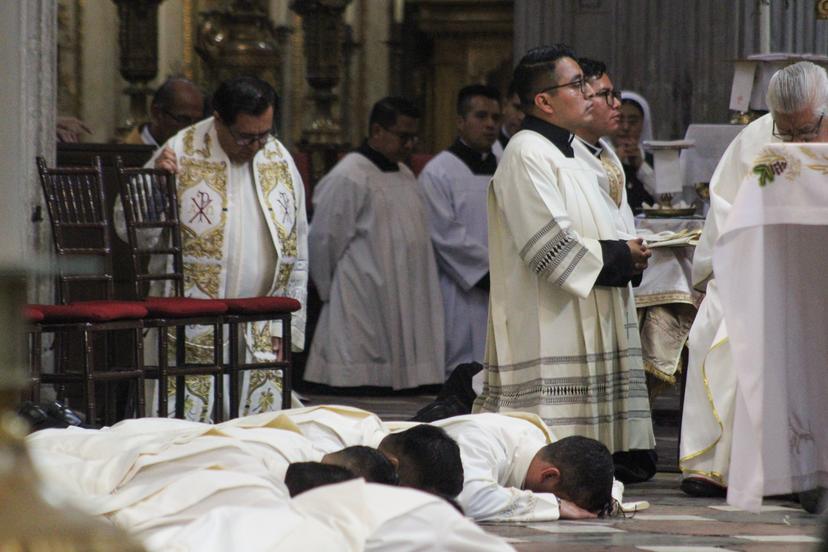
left=115, top=159, right=227, bottom=421
left=35, top=156, right=146, bottom=425
left=23, top=306, right=44, bottom=403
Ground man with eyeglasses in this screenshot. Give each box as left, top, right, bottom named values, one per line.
left=680, top=61, right=828, bottom=503
left=304, top=97, right=445, bottom=391
left=573, top=58, right=638, bottom=241
left=135, top=76, right=308, bottom=419
left=123, top=77, right=206, bottom=148
left=418, top=84, right=502, bottom=401
left=474, top=45, right=656, bottom=474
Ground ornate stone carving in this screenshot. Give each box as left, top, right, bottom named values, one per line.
left=195, top=0, right=282, bottom=90
left=290, top=0, right=352, bottom=146
left=112, top=0, right=163, bottom=133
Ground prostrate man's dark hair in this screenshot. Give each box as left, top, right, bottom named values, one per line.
left=379, top=425, right=464, bottom=498
left=578, top=58, right=607, bottom=81
left=324, top=446, right=399, bottom=486
left=368, top=96, right=421, bottom=131
left=212, top=76, right=278, bottom=125
left=284, top=461, right=356, bottom=497
left=538, top=436, right=614, bottom=512
left=513, top=43, right=577, bottom=108
left=456, top=84, right=501, bottom=116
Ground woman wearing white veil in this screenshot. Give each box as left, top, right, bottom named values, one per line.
left=612, top=91, right=656, bottom=211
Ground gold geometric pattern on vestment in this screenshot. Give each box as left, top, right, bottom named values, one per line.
left=600, top=153, right=624, bottom=207
left=184, top=261, right=221, bottom=299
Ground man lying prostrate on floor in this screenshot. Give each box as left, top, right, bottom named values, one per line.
left=222, top=404, right=388, bottom=454
left=322, top=445, right=399, bottom=486
left=433, top=413, right=620, bottom=522
left=377, top=423, right=465, bottom=499
left=25, top=415, right=320, bottom=537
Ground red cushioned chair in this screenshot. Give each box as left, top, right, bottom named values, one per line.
left=223, top=296, right=301, bottom=418
left=116, top=159, right=227, bottom=421
left=36, top=156, right=146, bottom=425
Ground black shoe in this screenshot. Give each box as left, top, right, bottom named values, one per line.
left=613, top=449, right=658, bottom=484
left=798, top=487, right=826, bottom=514
left=410, top=395, right=469, bottom=422
left=43, top=400, right=86, bottom=427
left=680, top=476, right=727, bottom=498
left=16, top=401, right=70, bottom=432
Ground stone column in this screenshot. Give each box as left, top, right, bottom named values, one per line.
left=0, top=1, right=57, bottom=303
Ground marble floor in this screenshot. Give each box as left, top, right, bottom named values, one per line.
left=302, top=387, right=826, bottom=551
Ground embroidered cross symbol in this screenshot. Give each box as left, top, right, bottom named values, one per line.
left=276, top=190, right=291, bottom=219
left=189, top=191, right=213, bottom=224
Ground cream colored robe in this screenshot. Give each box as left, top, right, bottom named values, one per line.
left=474, top=129, right=654, bottom=454
left=305, top=152, right=445, bottom=389
left=141, top=117, right=308, bottom=419
left=679, top=114, right=776, bottom=485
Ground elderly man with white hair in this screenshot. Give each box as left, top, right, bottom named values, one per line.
left=679, top=61, right=828, bottom=502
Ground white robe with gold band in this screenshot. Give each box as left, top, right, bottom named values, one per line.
left=474, top=129, right=654, bottom=454
left=147, top=117, right=308, bottom=420
left=679, top=114, right=776, bottom=485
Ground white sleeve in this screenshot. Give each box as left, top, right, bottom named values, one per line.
left=454, top=431, right=560, bottom=522
left=636, top=159, right=656, bottom=196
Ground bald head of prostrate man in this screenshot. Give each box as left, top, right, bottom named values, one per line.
left=378, top=424, right=464, bottom=499
left=524, top=435, right=616, bottom=514
left=766, top=61, right=828, bottom=144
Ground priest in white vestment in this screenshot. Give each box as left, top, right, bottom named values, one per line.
left=305, top=97, right=445, bottom=389
left=419, top=84, right=502, bottom=384
left=117, top=77, right=308, bottom=420
left=434, top=413, right=619, bottom=522
left=679, top=61, right=828, bottom=499
left=474, top=45, right=655, bottom=459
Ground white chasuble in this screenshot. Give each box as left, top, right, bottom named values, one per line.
left=679, top=114, right=776, bottom=485
left=305, top=152, right=445, bottom=389
left=147, top=117, right=308, bottom=420
left=474, top=129, right=654, bottom=454
left=419, top=149, right=491, bottom=374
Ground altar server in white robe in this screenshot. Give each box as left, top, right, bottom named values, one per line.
left=419, top=84, right=502, bottom=383
left=474, top=45, right=655, bottom=459
left=679, top=61, right=828, bottom=498
left=306, top=97, right=445, bottom=389
left=435, top=413, right=618, bottom=522
left=117, top=76, right=308, bottom=419
left=492, top=82, right=525, bottom=159
left=573, top=58, right=636, bottom=239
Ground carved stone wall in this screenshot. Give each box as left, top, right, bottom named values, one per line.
left=0, top=1, right=57, bottom=302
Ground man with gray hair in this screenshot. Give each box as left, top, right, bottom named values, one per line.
left=680, top=61, right=828, bottom=502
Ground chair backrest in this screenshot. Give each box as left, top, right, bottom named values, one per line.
left=36, top=156, right=114, bottom=303
left=114, top=157, right=185, bottom=298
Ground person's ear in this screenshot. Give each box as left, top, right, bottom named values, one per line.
left=456, top=114, right=466, bottom=132
left=540, top=464, right=561, bottom=486
left=381, top=451, right=400, bottom=470
left=213, top=111, right=224, bottom=127
left=534, top=92, right=555, bottom=117
left=369, top=122, right=383, bottom=139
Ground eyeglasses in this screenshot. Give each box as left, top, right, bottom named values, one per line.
left=593, top=88, right=622, bottom=107
left=162, top=109, right=200, bottom=127
left=227, top=125, right=273, bottom=146
left=772, top=112, right=824, bottom=142
left=382, top=126, right=419, bottom=145
left=536, top=76, right=589, bottom=98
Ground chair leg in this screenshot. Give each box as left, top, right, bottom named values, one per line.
left=83, top=330, right=96, bottom=427
left=30, top=329, right=41, bottom=403
left=157, top=326, right=169, bottom=418
left=134, top=327, right=145, bottom=418
left=228, top=321, right=241, bottom=419
left=175, top=325, right=186, bottom=419
left=281, top=315, right=292, bottom=410
left=212, top=320, right=223, bottom=423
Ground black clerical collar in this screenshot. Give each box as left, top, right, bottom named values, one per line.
left=448, top=139, right=497, bottom=175
left=520, top=115, right=575, bottom=158
left=497, top=129, right=510, bottom=149
left=577, top=137, right=603, bottom=158
left=356, top=141, right=399, bottom=172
